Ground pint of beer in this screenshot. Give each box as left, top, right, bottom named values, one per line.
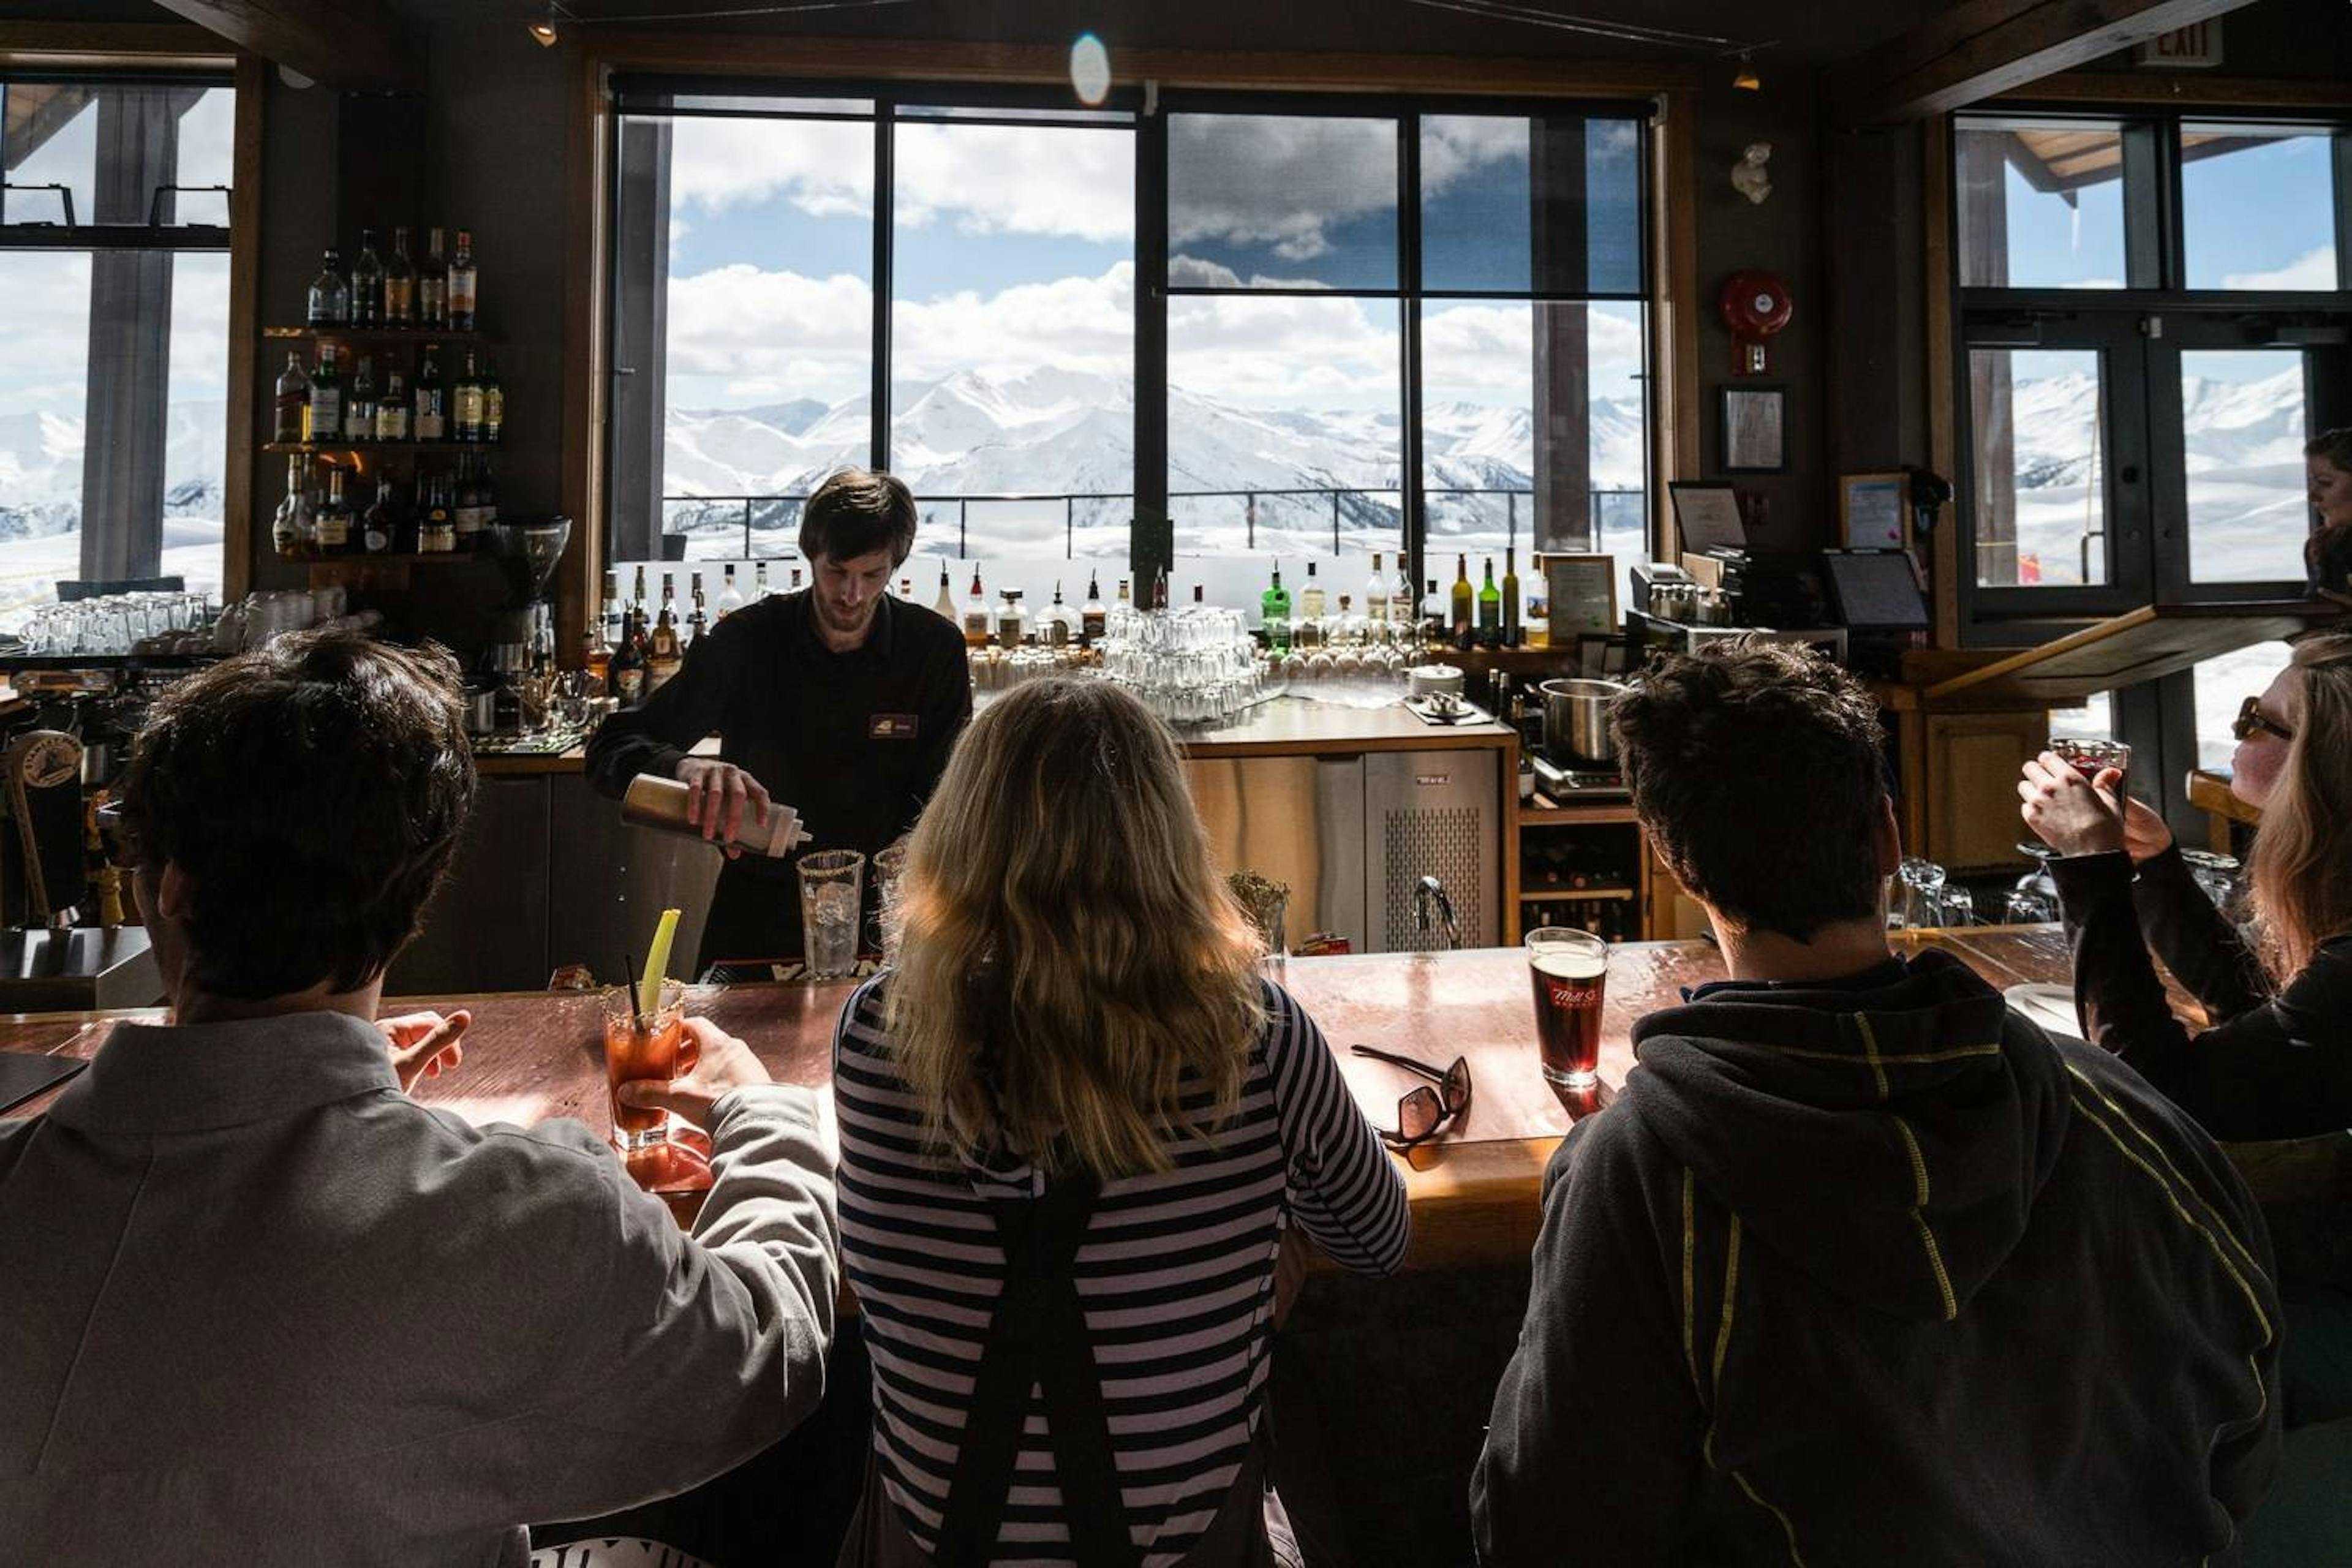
left=1527, top=926, right=1609, bottom=1089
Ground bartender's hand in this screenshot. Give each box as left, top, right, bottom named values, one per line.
left=676, top=758, right=771, bottom=857
left=2018, top=752, right=2126, bottom=858
left=616, top=1016, right=772, bottom=1130
left=379, top=1008, right=469, bottom=1093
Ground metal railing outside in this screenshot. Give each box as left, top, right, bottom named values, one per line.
left=654, top=485, right=1650, bottom=560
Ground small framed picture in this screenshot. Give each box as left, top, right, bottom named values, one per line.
left=1839, top=472, right=1910, bottom=551
left=1541, top=552, right=1618, bottom=641
left=1719, top=385, right=1787, bottom=473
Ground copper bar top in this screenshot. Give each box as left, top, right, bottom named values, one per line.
left=6, top=929, right=2341, bottom=1267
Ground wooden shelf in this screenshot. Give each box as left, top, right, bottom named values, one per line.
left=1515, top=796, right=1637, bottom=826
left=263, top=440, right=496, bottom=455
left=1521, top=886, right=1635, bottom=902
left=265, top=325, right=497, bottom=345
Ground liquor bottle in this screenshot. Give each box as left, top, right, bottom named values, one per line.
left=962, top=565, right=990, bottom=648
left=1151, top=569, right=1169, bottom=611
left=413, top=343, right=445, bottom=441
left=304, top=344, right=342, bottom=443
left=451, top=453, right=484, bottom=546
left=1295, top=560, right=1325, bottom=649
left=718, top=563, right=745, bottom=620
left=361, top=476, right=395, bottom=555
left=897, top=576, right=914, bottom=601
left=347, top=355, right=377, bottom=440
left=1450, top=556, right=1474, bottom=649
left=448, top=229, right=478, bottom=331
left=474, top=456, right=497, bottom=532
left=1261, top=563, right=1292, bottom=654
left=753, top=560, right=769, bottom=600
left=687, top=571, right=707, bottom=648
left=314, top=466, right=352, bottom=555
left=788, top=565, right=805, bottom=595
left=1115, top=578, right=1131, bottom=610
left=1501, top=546, right=1523, bottom=648
left=630, top=564, right=648, bottom=627
left=271, top=455, right=312, bottom=559
left=1044, top=582, right=1072, bottom=647
left=995, top=590, right=1026, bottom=649
left=930, top=562, right=956, bottom=623
left=306, top=247, right=349, bottom=326
left=1392, top=556, right=1414, bottom=636
left=418, top=471, right=455, bottom=554
left=1477, top=557, right=1502, bottom=648
left=1365, top=551, right=1390, bottom=631
left=351, top=228, right=384, bottom=328
left=418, top=227, right=449, bottom=329
left=648, top=586, right=683, bottom=692
left=1080, top=571, right=1107, bottom=644
left=376, top=370, right=409, bottom=441
left=600, top=570, right=624, bottom=658
left=480, top=361, right=503, bottom=444
left=1423, top=579, right=1444, bottom=653
left=273, top=352, right=306, bottom=443
left=383, top=226, right=415, bottom=327
left=453, top=349, right=484, bottom=442
left=609, top=606, right=647, bottom=706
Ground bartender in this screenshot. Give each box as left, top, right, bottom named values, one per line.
left=586, top=468, right=971, bottom=973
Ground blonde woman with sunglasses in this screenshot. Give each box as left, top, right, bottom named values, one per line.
left=2022, top=633, right=2352, bottom=1430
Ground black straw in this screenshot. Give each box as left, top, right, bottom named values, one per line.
left=622, top=947, right=644, bottom=1027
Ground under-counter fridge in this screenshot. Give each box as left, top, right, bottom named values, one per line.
left=1187, top=746, right=1502, bottom=956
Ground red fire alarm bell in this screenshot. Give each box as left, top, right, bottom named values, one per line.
left=1719, top=270, right=1793, bottom=375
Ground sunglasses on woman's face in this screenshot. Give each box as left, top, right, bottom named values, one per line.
left=1349, top=1044, right=1472, bottom=1148
left=2231, top=695, right=2295, bottom=745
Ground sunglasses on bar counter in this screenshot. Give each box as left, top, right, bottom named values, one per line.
left=1350, top=1044, right=1472, bottom=1149
left=2231, top=696, right=2294, bottom=745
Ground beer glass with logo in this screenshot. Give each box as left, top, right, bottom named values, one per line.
left=1527, top=926, right=1608, bottom=1090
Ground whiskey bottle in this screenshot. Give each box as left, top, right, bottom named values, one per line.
left=351, top=228, right=384, bottom=328
left=962, top=565, right=990, bottom=648
left=453, top=349, right=484, bottom=442
left=687, top=571, right=707, bottom=648
left=304, top=344, right=342, bottom=443
left=648, top=582, right=683, bottom=692
left=480, top=360, right=503, bottom=444
left=1080, top=571, right=1107, bottom=644
left=347, top=355, right=377, bottom=440
left=609, top=607, right=647, bottom=706
left=306, top=247, right=349, bottom=326
left=376, top=370, right=409, bottom=441
left=447, top=229, right=478, bottom=331
left=361, top=476, right=395, bottom=555
left=451, top=452, right=486, bottom=546
left=273, top=352, right=306, bottom=443
left=418, top=472, right=456, bottom=554
left=314, top=466, right=352, bottom=555
left=413, top=344, right=445, bottom=442
left=271, top=455, right=313, bottom=559
left=383, top=226, right=415, bottom=327
left=418, top=227, right=448, bottom=329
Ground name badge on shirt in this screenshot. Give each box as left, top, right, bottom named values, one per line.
left=869, top=713, right=919, bottom=740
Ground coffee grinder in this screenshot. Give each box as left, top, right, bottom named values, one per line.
left=486, top=516, right=572, bottom=731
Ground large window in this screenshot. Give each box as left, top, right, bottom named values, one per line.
left=1953, top=106, right=2352, bottom=815
left=605, top=82, right=1655, bottom=620
left=0, top=75, right=233, bottom=624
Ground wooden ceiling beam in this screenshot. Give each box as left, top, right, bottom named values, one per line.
left=147, top=0, right=421, bottom=94
left=1829, top=0, right=2261, bottom=130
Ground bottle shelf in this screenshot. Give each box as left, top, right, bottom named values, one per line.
left=1520, top=887, right=1635, bottom=903
left=263, top=440, right=502, bottom=455
left=266, top=325, right=497, bottom=345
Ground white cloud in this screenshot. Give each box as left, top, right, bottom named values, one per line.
left=0, top=254, right=92, bottom=413
left=1167, top=115, right=1396, bottom=258
left=666, top=116, right=1133, bottom=246
left=2221, top=246, right=2337, bottom=291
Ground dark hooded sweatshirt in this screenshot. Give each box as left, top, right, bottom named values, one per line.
left=1474, top=948, right=2282, bottom=1567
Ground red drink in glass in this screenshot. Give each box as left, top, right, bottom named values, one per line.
left=2051, top=737, right=2130, bottom=803
left=1527, top=927, right=1608, bottom=1089
left=602, top=983, right=684, bottom=1146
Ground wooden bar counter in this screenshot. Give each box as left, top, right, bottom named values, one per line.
left=12, top=928, right=2342, bottom=1268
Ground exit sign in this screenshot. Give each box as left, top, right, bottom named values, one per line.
left=2137, top=20, right=2223, bottom=67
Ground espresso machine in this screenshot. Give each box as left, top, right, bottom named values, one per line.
left=0, top=725, right=161, bottom=1012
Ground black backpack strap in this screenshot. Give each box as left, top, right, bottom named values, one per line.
left=933, top=1169, right=1138, bottom=1568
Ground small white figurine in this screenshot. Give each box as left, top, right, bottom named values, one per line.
left=1732, top=142, right=1773, bottom=206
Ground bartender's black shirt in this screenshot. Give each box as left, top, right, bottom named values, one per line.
left=584, top=589, right=971, bottom=970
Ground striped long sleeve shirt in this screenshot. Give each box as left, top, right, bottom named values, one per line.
left=834, top=975, right=1410, bottom=1566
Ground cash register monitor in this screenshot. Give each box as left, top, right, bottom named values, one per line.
left=1820, top=549, right=1931, bottom=631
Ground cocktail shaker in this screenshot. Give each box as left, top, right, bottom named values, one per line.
left=621, top=772, right=810, bottom=858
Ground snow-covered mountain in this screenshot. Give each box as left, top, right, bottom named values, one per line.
left=0, top=399, right=225, bottom=541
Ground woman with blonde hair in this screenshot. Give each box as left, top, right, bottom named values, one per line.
left=833, top=676, right=1409, bottom=1567
left=2022, top=631, right=2352, bottom=1428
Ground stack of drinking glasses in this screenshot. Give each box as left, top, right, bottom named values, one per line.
left=1888, top=856, right=1978, bottom=930
left=1098, top=601, right=1265, bottom=728
left=17, top=590, right=213, bottom=657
